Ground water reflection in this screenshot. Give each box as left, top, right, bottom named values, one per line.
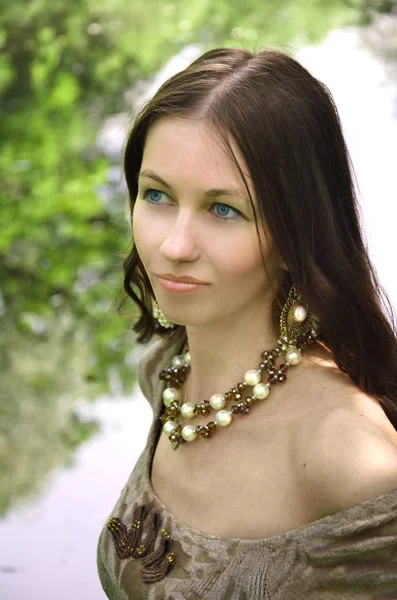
left=0, top=394, right=152, bottom=600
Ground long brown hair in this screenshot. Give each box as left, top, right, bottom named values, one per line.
left=120, top=47, right=397, bottom=428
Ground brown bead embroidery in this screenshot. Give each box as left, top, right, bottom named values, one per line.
left=107, top=503, right=176, bottom=584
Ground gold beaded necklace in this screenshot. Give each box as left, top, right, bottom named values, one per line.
left=158, top=284, right=319, bottom=449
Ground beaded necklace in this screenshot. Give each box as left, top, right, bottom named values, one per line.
left=158, top=289, right=319, bottom=449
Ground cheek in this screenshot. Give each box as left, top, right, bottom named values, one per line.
left=213, top=234, right=265, bottom=281
left=131, top=201, right=157, bottom=261
left=132, top=202, right=141, bottom=238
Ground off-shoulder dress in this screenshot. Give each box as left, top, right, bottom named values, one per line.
left=97, top=326, right=397, bottom=599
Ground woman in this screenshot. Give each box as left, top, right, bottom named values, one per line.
left=97, top=47, right=397, bottom=599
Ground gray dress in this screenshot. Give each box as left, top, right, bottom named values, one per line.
left=97, top=327, right=397, bottom=599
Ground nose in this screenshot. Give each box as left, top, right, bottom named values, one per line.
left=160, top=213, right=199, bottom=262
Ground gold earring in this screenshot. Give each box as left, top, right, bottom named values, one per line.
left=279, top=283, right=319, bottom=350
left=152, top=298, right=176, bottom=329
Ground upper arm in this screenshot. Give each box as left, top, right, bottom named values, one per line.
left=137, top=335, right=164, bottom=403
left=300, top=409, right=397, bottom=518
left=136, top=331, right=186, bottom=406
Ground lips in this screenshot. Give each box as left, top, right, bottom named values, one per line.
left=157, top=274, right=208, bottom=284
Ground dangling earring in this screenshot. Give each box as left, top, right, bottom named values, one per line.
left=152, top=298, right=176, bottom=329
left=279, top=283, right=319, bottom=361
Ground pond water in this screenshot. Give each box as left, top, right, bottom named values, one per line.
left=1, top=20, right=396, bottom=600
left=0, top=396, right=152, bottom=600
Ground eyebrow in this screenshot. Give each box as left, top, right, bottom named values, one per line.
left=137, top=169, right=249, bottom=204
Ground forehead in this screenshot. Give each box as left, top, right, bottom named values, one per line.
left=141, top=118, right=254, bottom=197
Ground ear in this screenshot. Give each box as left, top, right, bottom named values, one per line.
left=279, top=261, right=288, bottom=272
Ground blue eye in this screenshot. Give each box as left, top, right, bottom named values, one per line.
left=213, top=203, right=240, bottom=220
left=146, top=188, right=163, bottom=203
left=141, top=186, right=242, bottom=221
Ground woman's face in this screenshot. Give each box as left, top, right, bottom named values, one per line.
left=132, top=117, right=281, bottom=329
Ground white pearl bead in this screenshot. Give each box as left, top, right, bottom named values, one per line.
left=209, top=393, right=226, bottom=410
left=163, top=420, right=178, bottom=435
left=181, top=425, right=197, bottom=441
left=171, top=354, right=185, bottom=369
left=244, top=369, right=261, bottom=386
left=163, top=387, right=180, bottom=407
left=253, top=382, right=270, bottom=399
left=215, top=409, right=232, bottom=427
left=285, top=348, right=302, bottom=366
left=294, top=305, right=307, bottom=322
left=184, top=351, right=191, bottom=366
left=181, top=402, right=195, bottom=419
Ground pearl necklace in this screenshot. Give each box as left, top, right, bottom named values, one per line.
left=159, top=329, right=318, bottom=449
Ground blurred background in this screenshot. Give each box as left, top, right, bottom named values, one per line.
left=1, top=1, right=396, bottom=598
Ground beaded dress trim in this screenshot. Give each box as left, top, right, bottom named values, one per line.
left=107, top=502, right=176, bottom=584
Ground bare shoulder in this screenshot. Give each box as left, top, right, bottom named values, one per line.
left=294, top=351, right=397, bottom=517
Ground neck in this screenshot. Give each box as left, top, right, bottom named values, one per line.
left=178, top=314, right=280, bottom=406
